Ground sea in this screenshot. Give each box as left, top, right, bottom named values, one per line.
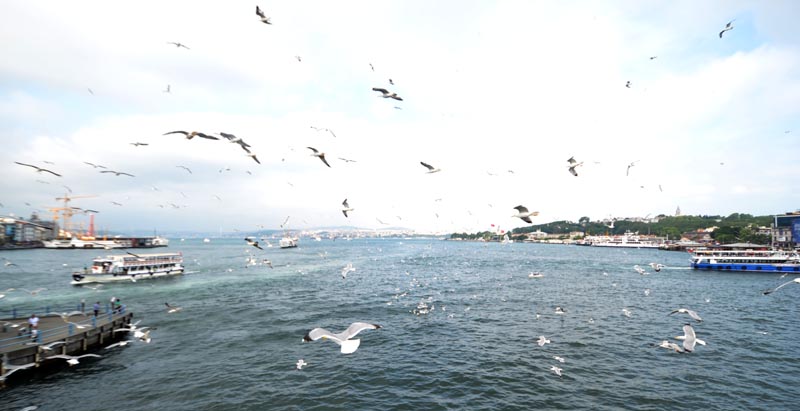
left=0, top=238, right=797, bottom=410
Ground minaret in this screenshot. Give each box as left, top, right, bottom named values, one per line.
left=675, top=206, right=681, bottom=216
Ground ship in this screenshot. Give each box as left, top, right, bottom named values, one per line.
left=42, top=194, right=168, bottom=249
left=71, top=252, right=184, bottom=284
left=689, top=247, right=800, bottom=273
left=279, top=236, right=298, bottom=248
left=587, top=230, right=662, bottom=249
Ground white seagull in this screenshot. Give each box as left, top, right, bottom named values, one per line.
left=420, top=161, right=440, bottom=173
left=528, top=272, right=544, bottom=278
left=550, top=365, right=563, bottom=377
left=512, top=205, right=539, bottom=223
left=536, top=336, right=550, bottom=346
left=669, top=308, right=702, bottom=322
left=341, top=199, right=354, bottom=217
left=104, top=341, right=130, bottom=349
left=46, top=353, right=102, bottom=366
left=0, top=361, right=36, bottom=381
left=302, top=322, right=382, bottom=354
left=307, top=147, right=331, bottom=168
left=763, top=278, right=800, bottom=295
left=165, top=302, right=183, bottom=313
left=341, top=263, right=355, bottom=279
left=719, top=20, right=734, bottom=38
left=255, top=5, right=271, bottom=24
left=648, top=263, right=665, bottom=272
left=553, top=356, right=566, bottom=363
left=656, top=340, right=684, bottom=353
left=675, top=324, right=706, bottom=352
left=372, top=87, right=403, bottom=101
left=296, top=359, right=307, bottom=370
left=568, top=162, right=583, bottom=177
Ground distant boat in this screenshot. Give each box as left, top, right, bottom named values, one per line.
left=71, top=252, right=184, bottom=285
left=588, top=230, right=660, bottom=249
left=279, top=236, right=298, bottom=248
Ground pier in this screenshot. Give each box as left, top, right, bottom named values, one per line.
left=1, top=307, right=133, bottom=387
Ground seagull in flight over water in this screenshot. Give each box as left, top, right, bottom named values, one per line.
left=669, top=308, right=703, bottom=322
left=763, top=278, right=800, bottom=295
left=46, top=353, right=102, bottom=366
left=341, top=199, right=354, bottom=217
left=675, top=324, right=706, bottom=352
left=303, top=322, right=381, bottom=354
left=512, top=205, right=539, bottom=223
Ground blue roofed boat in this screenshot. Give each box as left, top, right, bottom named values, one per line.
left=689, top=245, right=800, bottom=273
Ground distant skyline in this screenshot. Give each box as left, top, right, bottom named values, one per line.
left=1, top=1, right=798, bottom=234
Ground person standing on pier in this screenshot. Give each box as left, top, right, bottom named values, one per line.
left=28, top=313, right=39, bottom=339
left=93, top=301, right=101, bottom=317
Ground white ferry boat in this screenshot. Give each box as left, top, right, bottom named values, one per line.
left=588, top=230, right=661, bottom=249
left=279, top=236, right=298, bottom=248
left=44, top=235, right=169, bottom=249
left=689, top=248, right=800, bottom=273
left=71, top=252, right=184, bottom=285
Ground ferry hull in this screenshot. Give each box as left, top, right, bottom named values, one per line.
left=691, top=263, right=800, bottom=273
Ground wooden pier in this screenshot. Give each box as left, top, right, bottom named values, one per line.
left=0, top=310, right=134, bottom=386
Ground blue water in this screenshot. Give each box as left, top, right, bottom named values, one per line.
left=1, top=239, right=798, bottom=410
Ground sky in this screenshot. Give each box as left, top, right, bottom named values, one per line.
left=1, top=1, right=799, bottom=235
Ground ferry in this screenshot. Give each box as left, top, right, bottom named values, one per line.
left=689, top=248, right=800, bottom=273
left=279, top=236, right=298, bottom=248
left=588, top=230, right=661, bottom=249
left=43, top=235, right=169, bottom=249
left=71, top=252, right=185, bottom=285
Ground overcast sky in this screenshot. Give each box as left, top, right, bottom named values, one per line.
left=1, top=1, right=798, bottom=235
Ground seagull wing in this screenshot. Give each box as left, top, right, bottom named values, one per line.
left=307, top=146, right=319, bottom=154
left=164, top=131, right=189, bottom=136
left=319, top=155, right=331, bottom=168
left=391, top=95, right=403, bottom=101
left=304, top=327, right=342, bottom=343
left=194, top=132, right=219, bottom=140
left=520, top=216, right=532, bottom=223
left=764, top=278, right=800, bottom=295
left=687, top=309, right=702, bottom=322
left=339, top=322, right=381, bottom=340
left=682, top=324, right=696, bottom=352
left=14, top=161, right=38, bottom=169
left=372, top=87, right=390, bottom=95
left=219, top=132, right=236, bottom=141
left=514, top=205, right=529, bottom=214
left=342, top=199, right=349, bottom=208
left=256, top=5, right=265, bottom=18
left=420, top=162, right=434, bottom=171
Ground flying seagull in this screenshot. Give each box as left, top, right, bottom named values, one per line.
left=341, top=263, right=355, bottom=279
left=649, top=262, right=665, bottom=272
left=420, top=161, right=440, bottom=173
left=46, top=353, right=102, bottom=366
left=567, top=156, right=578, bottom=165
left=719, top=20, right=734, bottom=38
left=341, top=199, right=354, bottom=217
left=176, top=165, right=192, bottom=174
left=245, top=237, right=263, bottom=250
left=219, top=132, right=252, bottom=153
left=649, top=56, right=658, bottom=60
left=100, top=170, right=135, bottom=177
left=164, top=131, right=219, bottom=140
left=167, top=42, right=190, bottom=49
left=310, top=126, right=337, bottom=138
left=550, top=365, right=563, bottom=377
left=512, top=205, right=539, bottom=223
left=536, top=336, right=550, bottom=346
left=130, top=142, right=149, bottom=147
left=163, top=85, right=171, bottom=93
left=307, top=147, right=331, bottom=167
left=626, top=160, right=639, bottom=176
left=302, top=322, right=382, bottom=354
left=669, top=308, right=703, bottom=322
left=296, top=359, right=307, bottom=370
left=165, top=302, right=183, bottom=313
left=676, top=324, right=706, bottom=352
left=656, top=340, right=684, bottom=353
left=625, top=81, right=631, bottom=88
left=256, top=5, right=271, bottom=24
left=83, top=161, right=107, bottom=169
left=763, top=278, right=800, bottom=295
left=14, top=162, right=62, bottom=177
left=372, top=87, right=403, bottom=101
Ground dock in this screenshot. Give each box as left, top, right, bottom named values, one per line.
left=1, top=308, right=134, bottom=386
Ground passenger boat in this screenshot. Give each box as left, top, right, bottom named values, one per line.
left=71, top=252, right=184, bottom=284
left=588, top=230, right=661, bottom=249
left=43, top=235, right=169, bottom=249
left=279, top=236, right=298, bottom=248
left=689, top=248, right=800, bottom=273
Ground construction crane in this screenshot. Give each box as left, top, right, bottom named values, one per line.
left=49, top=194, right=97, bottom=238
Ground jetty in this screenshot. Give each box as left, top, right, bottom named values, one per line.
left=0, top=306, right=133, bottom=387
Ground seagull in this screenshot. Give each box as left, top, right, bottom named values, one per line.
left=341, top=263, right=355, bottom=279
left=568, top=161, right=583, bottom=177
left=83, top=161, right=107, bottom=169
left=625, top=81, right=631, bottom=88
left=648, top=263, right=665, bottom=272
left=163, top=85, right=171, bottom=93
left=38, top=341, right=66, bottom=351
left=58, top=311, right=86, bottom=323
left=307, top=147, right=331, bottom=167
left=87, top=88, right=94, bottom=95
left=656, top=340, right=684, bottom=353
left=245, top=237, right=263, bottom=250
left=676, top=324, right=706, bottom=352
left=341, top=199, right=354, bottom=217
left=164, top=130, right=219, bottom=140
left=0, top=361, right=36, bottom=381
left=719, top=20, right=734, bottom=38
left=14, top=162, right=61, bottom=177
left=110, top=201, right=123, bottom=206
left=763, top=278, right=800, bottom=295
left=130, top=142, right=149, bottom=147
left=100, top=170, right=135, bottom=177
left=626, top=160, right=639, bottom=176
left=104, top=340, right=130, bottom=349
left=295, top=56, right=302, bottom=62
left=246, top=153, right=261, bottom=164
left=550, top=365, right=562, bottom=377
left=633, top=265, right=647, bottom=275
left=669, top=308, right=703, bottom=322
left=46, top=353, right=102, bottom=366
left=554, top=306, right=566, bottom=315
left=219, top=132, right=252, bottom=153
left=310, top=126, right=337, bottom=138
left=338, top=157, right=356, bottom=163
left=165, top=302, right=183, bottom=313
left=512, top=205, right=539, bottom=223
left=649, top=56, right=658, bottom=60
left=528, top=272, right=544, bottom=278
left=167, top=42, right=190, bottom=49
left=372, top=87, right=403, bottom=101
left=256, top=5, right=271, bottom=24
left=536, top=336, right=550, bottom=346
left=176, top=165, right=192, bottom=174
left=553, top=356, right=565, bottom=363
left=296, top=359, right=307, bottom=370
left=420, top=161, right=440, bottom=173
left=302, top=322, right=382, bottom=354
